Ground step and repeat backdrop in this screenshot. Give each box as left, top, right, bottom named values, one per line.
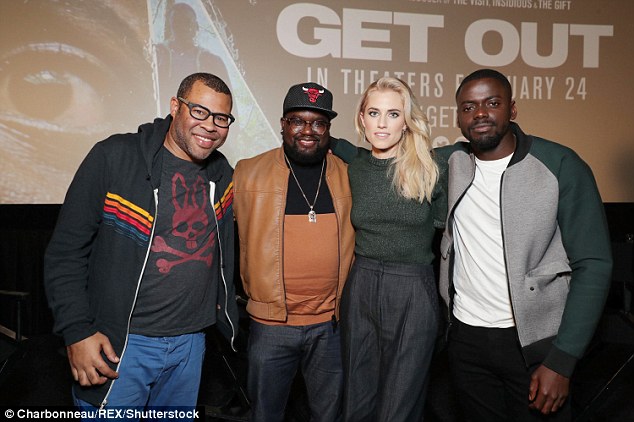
left=1, top=0, right=631, bottom=203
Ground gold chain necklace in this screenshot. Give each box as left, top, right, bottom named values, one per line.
left=284, top=153, right=325, bottom=223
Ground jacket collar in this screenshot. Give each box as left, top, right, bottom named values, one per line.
left=507, top=121, right=532, bottom=167
left=137, top=115, right=171, bottom=189
left=459, top=121, right=533, bottom=168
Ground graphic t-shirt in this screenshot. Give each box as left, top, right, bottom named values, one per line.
left=130, top=148, right=218, bottom=336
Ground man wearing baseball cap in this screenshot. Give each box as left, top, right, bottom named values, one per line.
left=233, top=82, right=354, bottom=421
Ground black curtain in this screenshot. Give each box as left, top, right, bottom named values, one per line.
left=0, top=205, right=60, bottom=336
left=1, top=203, right=632, bottom=338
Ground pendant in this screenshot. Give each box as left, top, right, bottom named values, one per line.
left=308, top=210, right=317, bottom=223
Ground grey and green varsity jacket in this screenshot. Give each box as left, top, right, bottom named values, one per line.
left=436, top=122, right=612, bottom=377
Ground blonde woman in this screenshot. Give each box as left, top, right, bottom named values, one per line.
left=333, top=77, right=447, bottom=421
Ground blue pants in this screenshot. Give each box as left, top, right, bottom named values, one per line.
left=340, top=256, right=439, bottom=422
left=247, top=319, right=343, bottom=422
left=75, top=332, right=205, bottom=421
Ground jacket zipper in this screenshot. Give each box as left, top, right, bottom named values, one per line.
left=445, top=156, right=476, bottom=341
left=100, top=188, right=160, bottom=408
left=325, top=164, right=341, bottom=329
left=210, top=181, right=237, bottom=352
left=499, top=171, right=528, bottom=367
left=280, top=168, right=288, bottom=314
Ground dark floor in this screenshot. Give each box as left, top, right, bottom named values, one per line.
left=1, top=311, right=632, bottom=422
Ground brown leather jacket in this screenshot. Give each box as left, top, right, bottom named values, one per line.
left=233, top=147, right=354, bottom=322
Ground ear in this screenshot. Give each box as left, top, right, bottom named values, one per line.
left=359, top=112, right=366, bottom=128
left=170, top=97, right=180, bottom=118
left=510, top=100, right=518, bottom=121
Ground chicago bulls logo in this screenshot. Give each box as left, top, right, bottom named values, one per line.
left=302, top=86, right=324, bottom=103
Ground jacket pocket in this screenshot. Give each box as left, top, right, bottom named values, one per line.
left=525, top=260, right=572, bottom=292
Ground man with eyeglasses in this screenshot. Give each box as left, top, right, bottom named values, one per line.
left=233, top=82, right=354, bottom=421
left=44, top=72, right=239, bottom=418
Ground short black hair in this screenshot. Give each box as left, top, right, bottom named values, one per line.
left=177, top=72, right=232, bottom=100
left=455, top=69, right=512, bottom=100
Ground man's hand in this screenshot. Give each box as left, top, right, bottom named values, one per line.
left=528, top=364, right=569, bottom=415
left=66, top=332, right=120, bottom=386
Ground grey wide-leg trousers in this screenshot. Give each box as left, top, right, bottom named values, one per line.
left=340, top=255, right=439, bottom=422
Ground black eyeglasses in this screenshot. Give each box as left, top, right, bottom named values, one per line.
left=282, top=117, right=330, bottom=135
left=177, top=97, right=235, bottom=128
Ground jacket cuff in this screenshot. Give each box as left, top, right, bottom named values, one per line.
left=63, top=325, right=98, bottom=347
left=542, top=345, right=578, bottom=378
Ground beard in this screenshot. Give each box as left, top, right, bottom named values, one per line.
left=462, top=121, right=508, bottom=153
left=468, top=132, right=503, bottom=152
left=283, top=138, right=329, bottom=165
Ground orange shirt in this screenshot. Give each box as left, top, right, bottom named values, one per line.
left=253, top=213, right=339, bottom=326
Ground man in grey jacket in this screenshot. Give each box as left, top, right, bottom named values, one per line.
left=437, top=68, right=612, bottom=421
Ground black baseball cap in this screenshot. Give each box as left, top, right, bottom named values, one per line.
left=282, top=82, right=337, bottom=119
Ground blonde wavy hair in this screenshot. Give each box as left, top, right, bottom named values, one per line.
left=355, top=77, right=438, bottom=203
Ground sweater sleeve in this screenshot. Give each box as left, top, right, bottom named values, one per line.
left=329, top=136, right=360, bottom=164
left=43, top=143, right=109, bottom=346
left=542, top=149, right=612, bottom=376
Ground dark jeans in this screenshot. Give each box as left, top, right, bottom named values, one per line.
left=340, top=256, right=439, bottom=422
left=247, top=319, right=343, bottom=422
left=448, top=318, right=572, bottom=422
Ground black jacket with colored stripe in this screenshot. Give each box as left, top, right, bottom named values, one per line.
left=44, top=116, right=238, bottom=406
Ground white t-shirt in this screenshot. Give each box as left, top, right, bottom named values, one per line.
left=452, top=154, right=515, bottom=328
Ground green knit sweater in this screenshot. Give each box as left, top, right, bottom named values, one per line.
left=348, top=148, right=447, bottom=265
